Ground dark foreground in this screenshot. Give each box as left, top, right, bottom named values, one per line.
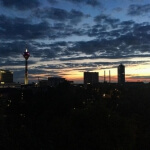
left=0, top=83, right=150, bottom=150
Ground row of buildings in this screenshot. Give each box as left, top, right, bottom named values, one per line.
left=0, top=64, right=125, bottom=87
left=84, top=64, right=125, bottom=86
left=0, top=47, right=125, bottom=87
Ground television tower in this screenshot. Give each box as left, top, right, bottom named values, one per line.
left=23, top=48, right=30, bottom=85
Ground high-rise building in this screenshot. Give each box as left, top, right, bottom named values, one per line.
left=0, top=70, right=13, bottom=84
left=48, top=77, right=66, bottom=87
left=23, top=48, right=30, bottom=85
left=118, top=64, right=125, bottom=84
left=84, top=72, right=99, bottom=87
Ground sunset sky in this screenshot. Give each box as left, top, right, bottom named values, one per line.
left=0, top=0, right=150, bottom=83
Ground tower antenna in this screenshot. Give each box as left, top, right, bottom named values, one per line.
left=23, top=47, right=30, bottom=84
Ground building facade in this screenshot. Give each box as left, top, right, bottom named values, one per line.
left=0, top=70, right=13, bottom=84
left=84, top=72, right=99, bottom=87
left=118, top=64, right=125, bottom=84
left=48, top=77, right=66, bottom=87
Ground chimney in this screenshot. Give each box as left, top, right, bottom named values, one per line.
left=104, top=70, right=106, bottom=83
left=109, top=70, right=111, bottom=83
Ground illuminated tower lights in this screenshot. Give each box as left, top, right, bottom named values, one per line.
left=23, top=48, right=30, bottom=85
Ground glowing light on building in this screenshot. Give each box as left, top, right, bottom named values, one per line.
left=23, top=48, right=30, bottom=84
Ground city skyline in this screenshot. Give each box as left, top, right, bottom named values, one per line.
left=0, top=0, right=150, bottom=83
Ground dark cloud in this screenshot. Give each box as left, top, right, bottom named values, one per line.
left=2, top=16, right=150, bottom=62
left=129, top=0, right=143, bottom=2
left=47, top=0, right=58, bottom=4
left=33, top=7, right=88, bottom=24
left=0, top=15, right=51, bottom=40
left=0, top=40, right=45, bottom=61
left=63, top=22, right=150, bottom=59
left=30, top=20, right=150, bottom=61
left=94, top=14, right=120, bottom=28
left=0, top=59, right=35, bottom=68
left=0, top=0, right=40, bottom=10
left=120, top=20, right=135, bottom=27
left=0, top=14, right=86, bottom=41
left=128, top=4, right=150, bottom=16
left=50, top=23, right=86, bottom=38
left=34, top=7, right=68, bottom=21
left=69, top=9, right=89, bottom=24
left=0, top=41, right=26, bottom=57
left=113, top=7, right=123, bottom=12
left=30, top=41, right=70, bottom=59
left=86, top=0, right=101, bottom=7
left=65, top=0, right=102, bottom=7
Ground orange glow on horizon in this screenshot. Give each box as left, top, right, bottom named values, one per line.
left=28, top=62, right=150, bottom=83
left=61, top=64, right=150, bottom=83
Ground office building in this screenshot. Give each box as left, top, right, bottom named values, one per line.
left=118, top=64, right=125, bottom=84
left=84, top=72, right=99, bottom=86
left=48, top=77, right=66, bottom=87
left=0, top=70, right=13, bottom=84
left=39, top=80, right=48, bottom=87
